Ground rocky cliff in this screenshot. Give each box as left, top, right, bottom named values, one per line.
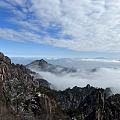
left=0, top=52, right=120, bottom=120
left=55, top=85, right=113, bottom=120
left=0, top=52, right=67, bottom=120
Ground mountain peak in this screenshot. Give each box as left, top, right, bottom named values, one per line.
left=27, top=59, right=48, bottom=67
left=39, top=59, right=48, bottom=64
left=0, top=52, right=11, bottom=64
left=34, top=59, right=48, bottom=66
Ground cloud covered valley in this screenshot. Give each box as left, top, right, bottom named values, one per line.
left=26, top=58, right=120, bottom=94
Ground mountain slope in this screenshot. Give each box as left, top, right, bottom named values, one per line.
left=0, top=52, right=67, bottom=120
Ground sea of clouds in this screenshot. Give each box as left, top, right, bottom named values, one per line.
left=28, top=58, right=120, bottom=94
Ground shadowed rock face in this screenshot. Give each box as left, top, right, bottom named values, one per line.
left=0, top=52, right=120, bottom=120
left=54, top=85, right=120, bottom=120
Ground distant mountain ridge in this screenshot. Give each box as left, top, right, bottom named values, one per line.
left=27, top=59, right=77, bottom=74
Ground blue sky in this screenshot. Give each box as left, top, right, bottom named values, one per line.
left=0, top=0, right=120, bottom=58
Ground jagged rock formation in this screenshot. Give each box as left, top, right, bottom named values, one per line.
left=0, top=52, right=19, bottom=120
left=0, top=52, right=67, bottom=120
left=54, top=85, right=119, bottom=120
left=104, top=94, right=120, bottom=120
left=0, top=52, right=120, bottom=120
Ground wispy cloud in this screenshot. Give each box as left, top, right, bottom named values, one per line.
left=0, top=0, right=120, bottom=52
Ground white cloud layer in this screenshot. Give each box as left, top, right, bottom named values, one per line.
left=1, top=0, right=120, bottom=51
left=31, top=67, right=120, bottom=94
left=30, top=58, right=120, bottom=94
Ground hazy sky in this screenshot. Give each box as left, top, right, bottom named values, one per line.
left=0, top=0, right=120, bottom=58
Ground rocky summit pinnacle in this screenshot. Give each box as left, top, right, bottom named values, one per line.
left=38, top=59, right=48, bottom=66
left=27, top=59, right=48, bottom=67
left=1, top=52, right=120, bottom=120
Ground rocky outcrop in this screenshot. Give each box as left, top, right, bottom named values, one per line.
left=35, top=78, right=51, bottom=88
left=0, top=52, right=4, bottom=58
left=0, top=53, right=19, bottom=120
left=0, top=52, right=67, bottom=120
left=55, top=85, right=120, bottom=120
left=0, top=52, right=11, bottom=65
